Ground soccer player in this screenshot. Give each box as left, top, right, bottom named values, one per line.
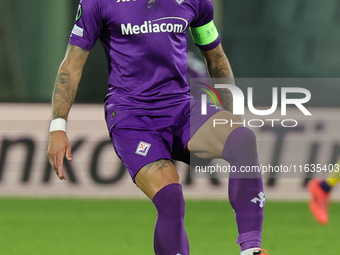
left=308, top=159, right=340, bottom=225
left=47, top=0, right=266, bottom=254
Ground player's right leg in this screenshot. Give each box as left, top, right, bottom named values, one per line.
left=135, top=160, right=189, bottom=255
left=108, top=115, right=189, bottom=255
left=308, top=159, right=340, bottom=225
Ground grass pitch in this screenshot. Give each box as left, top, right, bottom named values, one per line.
left=0, top=198, right=338, bottom=254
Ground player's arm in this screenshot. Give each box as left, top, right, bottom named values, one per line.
left=200, top=44, right=234, bottom=113
left=47, top=44, right=89, bottom=180
left=190, top=0, right=235, bottom=113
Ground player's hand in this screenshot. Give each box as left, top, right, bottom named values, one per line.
left=47, top=131, right=73, bottom=180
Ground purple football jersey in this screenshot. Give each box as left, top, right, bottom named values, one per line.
left=69, top=0, right=220, bottom=128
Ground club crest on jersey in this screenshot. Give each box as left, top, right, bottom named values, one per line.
left=135, top=141, right=151, bottom=156
left=175, top=0, right=185, bottom=4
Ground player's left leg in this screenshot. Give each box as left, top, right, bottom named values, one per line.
left=188, top=110, right=265, bottom=253
left=109, top=113, right=190, bottom=255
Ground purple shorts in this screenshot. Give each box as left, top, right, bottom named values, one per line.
left=108, top=99, right=223, bottom=181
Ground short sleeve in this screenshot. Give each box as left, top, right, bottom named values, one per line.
left=191, top=0, right=214, bottom=28
left=190, top=0, right=221, bottom=51
left=69, top=0, right=103, bottom=51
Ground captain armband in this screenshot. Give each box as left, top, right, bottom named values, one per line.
left=190, top=20, right=219, bottom=46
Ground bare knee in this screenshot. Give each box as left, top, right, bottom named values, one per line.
left=189, top=111, right=242, bottom=158
left=135, top=159, right=180, bottom=199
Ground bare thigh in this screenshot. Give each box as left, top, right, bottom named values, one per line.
left=135, top=159, right=180, bottom=200
left=188, top=111, right=242, bottom=158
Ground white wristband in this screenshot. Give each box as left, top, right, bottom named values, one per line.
left=49, top=118, right=67, bottom=132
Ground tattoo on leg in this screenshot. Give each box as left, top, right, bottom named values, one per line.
left=143, top=159, right=171, bottom=173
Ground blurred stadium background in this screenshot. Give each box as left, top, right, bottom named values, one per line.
left=0, top=0, right=340, bottom=254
